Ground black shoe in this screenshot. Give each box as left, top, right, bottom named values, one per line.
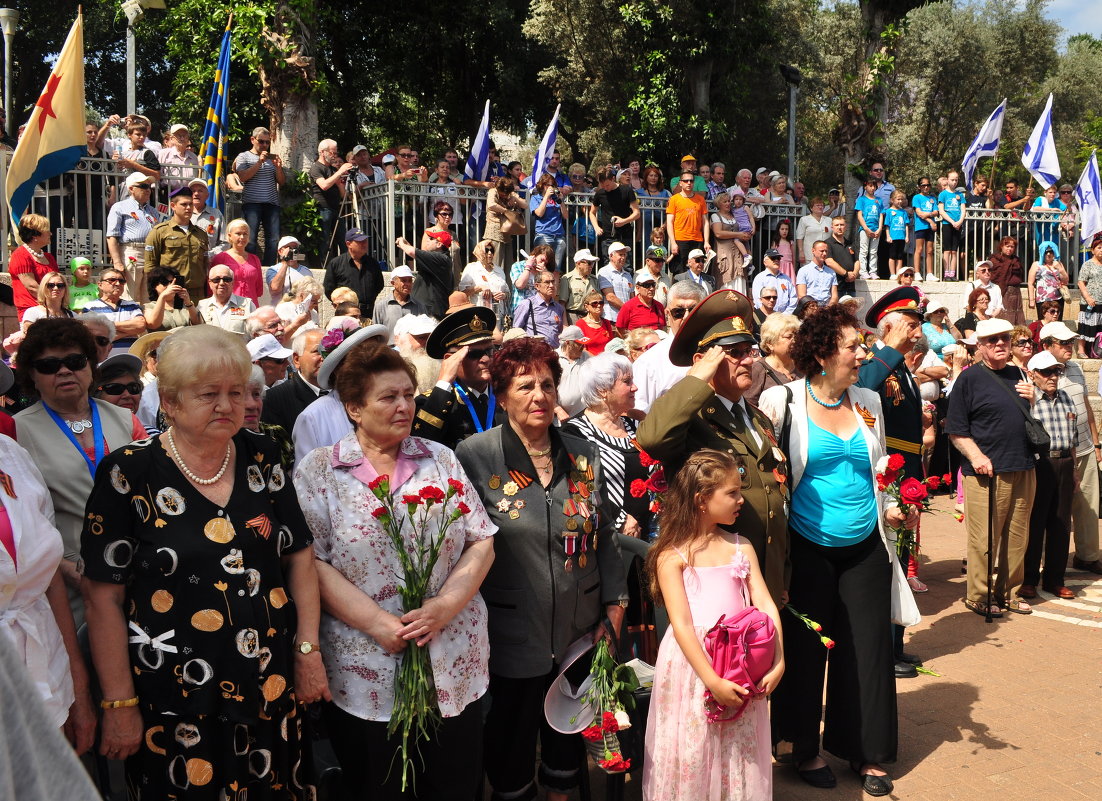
left=1072, top=557, right=1102, bottom=575
left=896, top=651, right=923, bottom=665
left=894, top=660, right=918, bottom=678
left=796, top=761, right=837, bottom=788
left=849, top=763, right=894, bottom=797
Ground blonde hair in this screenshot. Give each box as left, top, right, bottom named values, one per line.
left=331, top=287, right=360, bottom=306
left=35, top=271, right=71, bottom=308
left=157, top=326, right=251, bottom=408
left=226, top=218, right=250, bottom=235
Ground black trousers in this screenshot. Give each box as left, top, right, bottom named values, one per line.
left=484, top=670, right=584, bottom=801
left=771, top=529, right=898, bottom=765
left=322, top=699, right=482, bottom=800
left=1025, top=454, right=1075, bottom=589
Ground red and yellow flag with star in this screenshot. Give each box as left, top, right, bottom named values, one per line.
left=5, top=11, right=85, bottom=240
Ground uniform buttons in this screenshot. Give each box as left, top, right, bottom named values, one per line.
left=238, top=590, right=245, bottom=596
left=768, top=511, right=775, bottom=519
left=706, top=407, right=715, bottom=414
left=765, top=487, right=772, bottom=495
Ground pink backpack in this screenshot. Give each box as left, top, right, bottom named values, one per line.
left=702, top=606, right=776, bottom=722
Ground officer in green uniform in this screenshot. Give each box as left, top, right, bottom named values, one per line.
left=413, top=306, right=504, bottom=449
left=637, top=289, right=790, bottom=604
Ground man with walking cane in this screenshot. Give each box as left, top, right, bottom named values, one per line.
left=946, top=318, right=1038, bottom=617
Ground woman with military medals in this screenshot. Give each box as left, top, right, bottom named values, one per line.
left=456, top=337, right=629, bottom=801
left=80, top=326, right=328, bottom=800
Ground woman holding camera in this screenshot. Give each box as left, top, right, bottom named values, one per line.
left=143, top=267, right=199, bottom=331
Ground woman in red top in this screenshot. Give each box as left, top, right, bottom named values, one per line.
left=8, top=214, right=58, bottom=322
left=576, top=290, right=614, bottom=356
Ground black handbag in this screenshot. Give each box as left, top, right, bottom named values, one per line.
left=978, top=365, right=1050, bottom=457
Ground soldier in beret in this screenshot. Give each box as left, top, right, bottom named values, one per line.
left=413, top=306, right=504, bottom=449
left=637, top=289, right=789, bottom=603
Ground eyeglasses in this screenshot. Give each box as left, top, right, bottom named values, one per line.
left=637, top=282, right=657, bottom=289
left=436, top=211, right=453, bottom=217
left=719, top=344, right=755, bottom=360
left=210, top=276, right=234, bottom=284
left=631, top=342, right=658, bottom=354
left=980, top=333, right=1011, bottom=344
left=870, top=167, right=884, bottom=173
left=32, top=353, right=89, bottom=374
left=93, top=335, right=112, bottom=348
left=679, top=179, right=693, bottom=184
left=484, top=247, right=495, bottom=254
left=99, top=381, right=144, bottom=396
left=463, top=347, right=496, bottom=360
left=1060, top=190, right=1073, bottom=195
left=44, top=282, right=66, bottom=289
left=1013, top=339, right=1034, bottom=347
left=668, top=305, right=697, bottom=320
left=398, top=152, right=413, bottom=158
left=101, top=277, right=125, bottom=285
left=918, top=183, right=931, bottom=189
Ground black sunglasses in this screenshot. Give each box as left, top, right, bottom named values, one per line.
left=760, top=295, right=778, bottom=301
left=99, top=381, right=143, bottom=396
left=669, top=305, right=697, bottom=319
left=32, top=353, right=89, bottom=374
left=101, top=277, right=125, bottom=285
left=464, top=347, right=496, bottom=360
left=44, top=282, right=67, bottom=290
left=210, top=276, right=234, bottom=284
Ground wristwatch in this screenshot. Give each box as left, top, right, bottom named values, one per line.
left=616, top=599, right=629, bottom=609
left=297, top=640, right=320, bottom=655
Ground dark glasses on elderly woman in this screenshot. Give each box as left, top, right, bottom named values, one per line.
left=99, top=381, right=144, bottom=396
left=32, top=353, right=89, bottom=374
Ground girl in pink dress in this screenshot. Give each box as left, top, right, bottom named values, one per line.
left=771, top=219, right=797, bottom=282
left=642, top=450, right=783, bottom=801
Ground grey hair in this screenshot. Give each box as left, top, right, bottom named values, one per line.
left=736, top=168, right=752, bottom=180
left=668, top=279, right=708, bottom=304
left=290, top=277, right=323, bottom=302
left=247, top=364, right=267, bottom=393
left=711, top=162, right=725, bottom=171
left=245, top=306, right=279, bottom=338
left=291, top=325, right=321, bottom=357
left=577, top=352, right=633, bottom=409
left=251, top=127, right=270, bottom=138
left=317, top=138, right=336, bottom=155
left=877, top=310, right=909, bottom=338
left=80, top=312, right=115, bottom=341
left=758, top=313, right=799, bottom=356
left=911, top=335, right=930, bottom=356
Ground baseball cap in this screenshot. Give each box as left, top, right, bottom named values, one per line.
left=188, top=177, right=208, bottom=189
left=394, top=314, right=437, bottom=338
left=680, top=154, right=697, bottom=163
left=125, top=172, right=153, bottom=188
left=687, top=248, right=706, bottom=260
left=573, top=248, right=598, bottom=263
left=633, top=270, right=659, bottom=285
left=607, top=242, right=629, bottom=254
left=381, top=153, right=396, bottom=165
left=755, top=167, right=769, bottom=176
left=425, top=230, right=453, bottom=249
left=645, top=246, right=667, bottom=261
left=1038, top=321, right=1078, bottom=342
left=351, top=144, right=368, bottom=155
left=168, top=123, right=189, bottom=135
left=277, top=235, right=300, bottom=250
left=763, top=248, right=781, bottom=261
left=345, top=228, right=369, bottom=243
left=1027, top=351, right=1060, bottom=371
left=247, top=334, right=293, bottom=362
left=390, top=265, right=414, bottom=279
left=828, top=188, right=840, bottom=196
left=559, top=325, right=589, bottom=344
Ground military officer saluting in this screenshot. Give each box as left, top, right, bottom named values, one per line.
left=414, top=306, right=504, bottom=449
left=637, top=289, right=790, bottom=604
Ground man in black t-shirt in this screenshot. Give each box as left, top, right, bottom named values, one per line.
left=823, top=216, right=858, bottom=296
left=397, top=231, right=453, bottom=319
left=947, top=317, right=1037, bottom=617
left=309, top=138, right=356, bottom=261
left=589, top=166, right=641, bottom=267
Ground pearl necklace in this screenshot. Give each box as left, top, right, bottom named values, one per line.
left=166, top=428, right=232, bottom=485
left=23, top=243, right=48, bottom=262
left=806, top=378, right=844, bottom=409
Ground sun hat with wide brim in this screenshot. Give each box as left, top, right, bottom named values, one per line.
left=544, top=635, right=598, bottom=734
left=316, top=324, right=391, bottom=390
left=128, top=330, right=172, bottom=363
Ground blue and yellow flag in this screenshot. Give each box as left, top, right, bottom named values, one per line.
left=199, top=21, right=232, bottom=214
left=5, top=11, right=85, bottom=239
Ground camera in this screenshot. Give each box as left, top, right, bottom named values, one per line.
left=284, top=247, right=298, bottom=262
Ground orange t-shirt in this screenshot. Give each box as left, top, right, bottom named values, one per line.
left=665, top=192, right=708, bottom=242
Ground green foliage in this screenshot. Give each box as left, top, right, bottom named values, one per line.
left=280, top=170, right=323, bottom=268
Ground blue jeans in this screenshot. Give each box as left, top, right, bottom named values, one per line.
left=533, top=233, right=567, bottom=272
left=318, top=207, right=347, bottom=263
left=242, top=202, right=280, bottom=265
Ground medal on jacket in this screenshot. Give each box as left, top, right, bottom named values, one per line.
left=578, top=533, right=588, bottom=569
left=564, top=531, right=578, bottom=572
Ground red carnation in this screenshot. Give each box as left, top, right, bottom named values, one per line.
left=447, top=478, right=464, bottom=495
left=925, top=475, right=941, bottom=490
left=601, top=711, right=619, bottom=732
left=942, top=473, right=952, bottom=484
left=368, top=475, right=389, bottom=491
left=419, top=486, right=446, bottom=503
left=629, top=479, right=648, bottom=498
left=581, top=725, right=603, bottom=742
left=899, top=477, right=928, bottom=505
left=638, top=449, right=660, bottom=468
left=371, top=507, right=390, bottom=520
left=401, top=494, right=423, bottom=506
left=821, top=637, right=836, bottom=649
left=457, top=502, right=471, bottom=515
left=887, top=453, right=905, bottom=471
left=876, top=476, right=890, bottom=492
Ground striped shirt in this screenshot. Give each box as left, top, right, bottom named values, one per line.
left=106, top=198, right=159, bottom=243
left=233, top=151, right=280, bottom=204
left=1060, top=361, right=1093, bottom=457
left=1032, top=388, right=1077, bottom=452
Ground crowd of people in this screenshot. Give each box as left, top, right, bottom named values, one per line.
left=5, top=122, right=1102, bottom=801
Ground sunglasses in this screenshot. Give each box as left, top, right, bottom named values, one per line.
left=436, top=211, right=453, bottom=217
left=256, top=139, right=271, bottom=145
left=464, top=347, right=496, bottom=360
left=101, top=277, right=125, bottom=285
left=980, top=334, right=1011, bottom=344
left=1014, top=339, right=1034, bottom=347
left=210, top=276, right=234, bottom=284
left=99, top=381, right=143, bottom=396
left=719, top=344, right=755, bottom=360
left=44, top=282, right=66, bottom=290
left=32, top=353, right=89, bottom=374
left=669, top=305, right=697, bottom=319
left=1060, top=190, right=1073, bottom=195
left=637, top=282, right=657, bottom=289
left=918, top=184, right=931, bottom=188
left=484, top=247, right=495, bottom=254
left=586, top=301, right=603, bottom=307
left=1036, top=367, right=1065, bottom=377
left=398, top=152, right=413, bottom=158
left=760, top=295, right=778, bottom=301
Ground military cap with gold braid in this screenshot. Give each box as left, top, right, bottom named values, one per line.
left=669, top=289, right=756, bottom=367
left=863, top=286, right=923, bottom=329
left=425, top=306, right=497, bottom=359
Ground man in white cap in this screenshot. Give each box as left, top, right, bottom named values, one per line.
left=1038, top=321, right=1102, bottom=576
left=596, top=242, right=634, bottom=323
left=352, top=144, right=384, bottom=186
left=559, top=249, right=600, bottom=322
left=672, top=249, right=716, bottom=293
left=947, top=317, right=1037, bottom=617
left=372, top=264, right=427, bottom=337
left=265, top=234, right=314, bottom=305
left=158, top=123, right=200, bottom=192
left=556, top=325, right=590, bottom=417
left=393, top=314, right=440, bottom=394
left=247, top=333, right=293, bottom=387
left=751, top=248, right=797, bottom=315
left=189, top=177, right=226, bottom=256
left=197, top=264, right=255, bottom=338
left=106, top=172, right=160, bottom=301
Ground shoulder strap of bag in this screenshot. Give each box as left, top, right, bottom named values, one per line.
left=779, top=384, right=794, bottom=458
left=978, top=364, right=1030, bottom=420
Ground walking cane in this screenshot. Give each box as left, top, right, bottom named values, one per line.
left=985, top=473, right=995, bottom=624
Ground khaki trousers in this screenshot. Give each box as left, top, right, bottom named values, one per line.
left=963, top=470, right=1035, bottom=606
left=1071, top=450, right=1101, bottom=562
left=121, top=242, right=147, bottom=303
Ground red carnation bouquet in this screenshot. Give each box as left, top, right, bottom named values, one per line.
left=367, top=475, right=471, bottom=791
left=572, top=638, right=639, bottom=774
left=629, top=447, right=668, bottom=526
left=874, top=454, right=948, bottom=558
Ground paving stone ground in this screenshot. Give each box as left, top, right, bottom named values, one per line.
left=573, top=491, right=1102, bottom=800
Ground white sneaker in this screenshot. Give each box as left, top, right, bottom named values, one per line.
left=864, top=271, right=877, bottom=280
left=925, top=273, right=939, bottom=282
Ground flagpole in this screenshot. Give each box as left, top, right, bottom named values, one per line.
left=986, top=142, right=999, bottom=210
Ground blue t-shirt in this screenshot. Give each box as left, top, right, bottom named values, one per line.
left=795, top=263, right=837, bottom=303
left=530, top=192, right=565, bottom=238
left=911, top=192, right=937, bottom=231
left=789, top=421, right=879, bottom=547
left=854, top=194, right=882, bottom=231
left=885, top=208, right=909, bottom=240
left=938, top=189, right=964, bottom=222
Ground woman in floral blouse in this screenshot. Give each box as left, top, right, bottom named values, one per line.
left=294, top=340, right=495, bottom=799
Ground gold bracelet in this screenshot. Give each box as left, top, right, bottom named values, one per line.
left=100, top=696, right=139, bottom=709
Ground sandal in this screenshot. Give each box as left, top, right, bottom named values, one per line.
left=1005, top=600, right=1033, bottom=615
left=907, top=577, right=928, bottom=593
left=964, top=598, right=1003, bottom=618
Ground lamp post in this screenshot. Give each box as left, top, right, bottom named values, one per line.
left=0, top=8, right=19, bottom=127
left=779, top=65, right=802, bottom=183
left=121, top=0, right=165, bottom=115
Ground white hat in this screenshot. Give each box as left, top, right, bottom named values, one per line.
left=607, top=242, right=629, bottom=255
left=351, top=144, right=368, bottom=155
left=941, top=344, right=961, bottom=356
left=768, top=170, right=781, bottom=181
left=277, top=235, right=300, bottom=250
left=188, top=177, right=208, bottom=189
left=502, top=327, right=545, bottom=343
left=317, top=324, right=391, bottom=390
left=1027, top=351, right=1061, bottom=371
left=924, top=301, right=948, bottom=317
left=974, top=318, right=1014, bottom=340
left=559, top=325, right=588, bottom=343
left=573, top=248, right=598, bottom=263
left=394, top=314, right=437, bottom=338
left=247, top=334, right=293, bottom=362
left=687, top=248, right=706, bottom=260
left=381, top=153, right=396, bottom=164
left=838, top=294, right=864, bottom=309
left=543, top=635, right=597, bottom=734
left=633, top=269, right=660, bottom=285
left=1038, top=321, right=1078, bottom=342
left=755, top=167, right=769, bottom=176
left=168, top=123, right=189, bottom=135
left=959, top=335, right=978, bottom=346
left=125, top=172, right=154, bottom=188
left=390, top=265, right=414, bottom=279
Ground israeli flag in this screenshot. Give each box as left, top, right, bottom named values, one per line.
left=1022, top=94, right=1061, bottom=189
left=463, top=100, right=492, bottom=183
left=961, top=99, right=1006, bottom=190
left=527, top=104, right=561, bottom=190
left=1075, top=151, right=1102, bottom=243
